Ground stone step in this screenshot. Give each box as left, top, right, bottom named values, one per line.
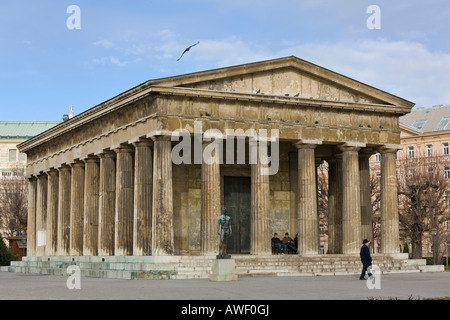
left=2, top=255, right=442, bottom=280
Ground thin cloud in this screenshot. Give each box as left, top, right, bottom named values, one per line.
left=92, top=56, right=129, bottom=67
left=93, top=40, right=114, bottom=49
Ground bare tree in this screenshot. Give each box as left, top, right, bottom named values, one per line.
left=0, top=168, right=28, bottom=237
left=317, top=161, right=329, bottom=237
left=370, top=172, right=381, bottom=251
left=397, top=156, right=450, bottom=259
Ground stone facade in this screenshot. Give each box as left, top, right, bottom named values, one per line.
left=18, top=57, right=414, bottom=259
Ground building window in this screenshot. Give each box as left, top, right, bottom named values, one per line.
left=445, top=191, right=450, bottom=207
left=445, top=167, right=450, bottom=180
left=428, top=167, right=434, bottom=176
left=427, top=144, right=433, bottom=157
left=444, top=143, right=449, bottom=155
left=408, top=169, right=414, bottom=178
left=376, top=172, right=381, bottom=179
left=436, top=117, right=450, bottom=131
left=8, top=149, right=17, bottom=162
left=408, top=146, right=414, bottom=159
left=446, top=221, right=450, bottom=231
left=412, top=119, right=427, bottom=130
left=375, top=152, right=381, bottom=162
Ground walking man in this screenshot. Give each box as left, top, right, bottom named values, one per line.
left=360, top=239, right=373, bottom=280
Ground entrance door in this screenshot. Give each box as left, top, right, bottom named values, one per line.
left=224, top=176, right=251, bottom=254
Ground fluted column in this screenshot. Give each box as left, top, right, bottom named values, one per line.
left=201, top=140, right=221, bottom=256
left=327, top=157, right=343, bottom=254
left=152, top=135, right=174, bottom=256
left=379, top=145, right=401, bottom=254
left=27, top=177, right=37, bottom=257
left=98, top=150, right=116, bottom=256
left=340, top=144, right=363, bottom=254
left=83, top=156, right=100, bottom=256
left=35, top=174, right=48, bottom=256
left=133, top=140, right=153, bottom=256
left=114, top=145, right=134, bottom=256
left=45, top=169, right=59, bottom=256
left=70, top=160, right=85, bottom=256
left=359, top=150, right=374, bottom=245
left=57, top=165, right=71, bottom=256
left=295, top=140, right=321, bottom=255
left=250, top=140, right=271, bottom=255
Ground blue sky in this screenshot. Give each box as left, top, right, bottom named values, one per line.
left=1, top=0, right=449, bottom=121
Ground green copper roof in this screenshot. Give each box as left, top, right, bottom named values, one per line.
left=0, top=121, right=61, bottom=139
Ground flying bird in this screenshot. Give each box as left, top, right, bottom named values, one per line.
left=177, top=41, right=200, bottom=61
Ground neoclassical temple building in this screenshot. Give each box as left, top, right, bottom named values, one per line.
left=14, top=56, right=429, bottom=279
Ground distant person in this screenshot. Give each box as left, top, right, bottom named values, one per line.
left=360, top=239, right=373, bottom=280
left=271, top=233, right=286, bottom=255
left=282, top=232, right=297, bottom=254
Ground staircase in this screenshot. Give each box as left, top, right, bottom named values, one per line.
left=1, top=254, right=443, bottom=280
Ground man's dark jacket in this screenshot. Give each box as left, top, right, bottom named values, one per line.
left=272, top=237, right=281, bottom=247
left=360, top=245, right=372, bottom=267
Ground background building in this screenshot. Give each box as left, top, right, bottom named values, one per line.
left=371, top=105, right=450, bottom=261
left=0, top=121, right=60, bottom=249
left=0, top=121, right=61, bottom=174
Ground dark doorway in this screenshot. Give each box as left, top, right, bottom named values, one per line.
left=223, top=176, right=251, bottom=254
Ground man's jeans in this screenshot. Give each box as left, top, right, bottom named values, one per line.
left=274, top=243, right=286, bottom=254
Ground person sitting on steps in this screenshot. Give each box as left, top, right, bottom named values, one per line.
left=282, top=232, right=298, bottom=254
left=271, top=233, right=286, bottom=255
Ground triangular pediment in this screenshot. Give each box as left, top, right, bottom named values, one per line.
left=147, top=56, right=415, bottom=110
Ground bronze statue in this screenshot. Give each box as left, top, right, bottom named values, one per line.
left=217, top=207, right=232, bottom=258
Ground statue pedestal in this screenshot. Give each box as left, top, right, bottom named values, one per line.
left=209, top=258, right=238, bottom=282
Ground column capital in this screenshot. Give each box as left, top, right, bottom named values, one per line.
left=56, top=164, right=71, bottom=172
left=96, top=149, right=116, bottom=159
left=113, top=144, right=135, bottom=154
left=131, top=138, right=154, bottom=148
left=45, top=168, right=59, bottom=176
left=377, top=144, right=402, bottom=154
left=68, top=159, right=85, bottom=168
left=293, top=139, right=322, bottom=149
left=147, top=131, right=173, bottom=141
left=151, top=135, right=173, bottom=142
left=339, top=142, right=366, bottom=153
left=82, top=155, right=100, bottom=164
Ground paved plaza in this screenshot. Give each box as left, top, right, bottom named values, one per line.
left=0, top=271, right=448, bottom=300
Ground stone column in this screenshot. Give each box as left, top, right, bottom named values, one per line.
left=27, top=177, right=37, bottom=257
left=114, top=145, right=135, bottom=256
left=340, top=143, right=364, bottom=254
left=70, top=160, right=85, bottom=256
left=152, top=135, right=174, bottom=256
left=379, top=145, right=401, bottom=254
left=35, top=174, right=48, bottom=256
left=57, top=165, right=71, bottom=256
left=98, top=150, right=116, bottom=256
left=133, top=140, right=153, bottom=256
left=359, top=150, right=374, bottom=245
left=327, top=157, right=343, bottom=254
left=295, top=140, right=321, bottom=255
left=45, top=169, right=59, bottom=256
left=201, top=140, right=221, bottom=256
left=250, top=140, right=271, bottom=255
left=83, top=156, right=100, bottom=256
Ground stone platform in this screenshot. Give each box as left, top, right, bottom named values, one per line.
left=1, top=254, right=444, bottom=280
